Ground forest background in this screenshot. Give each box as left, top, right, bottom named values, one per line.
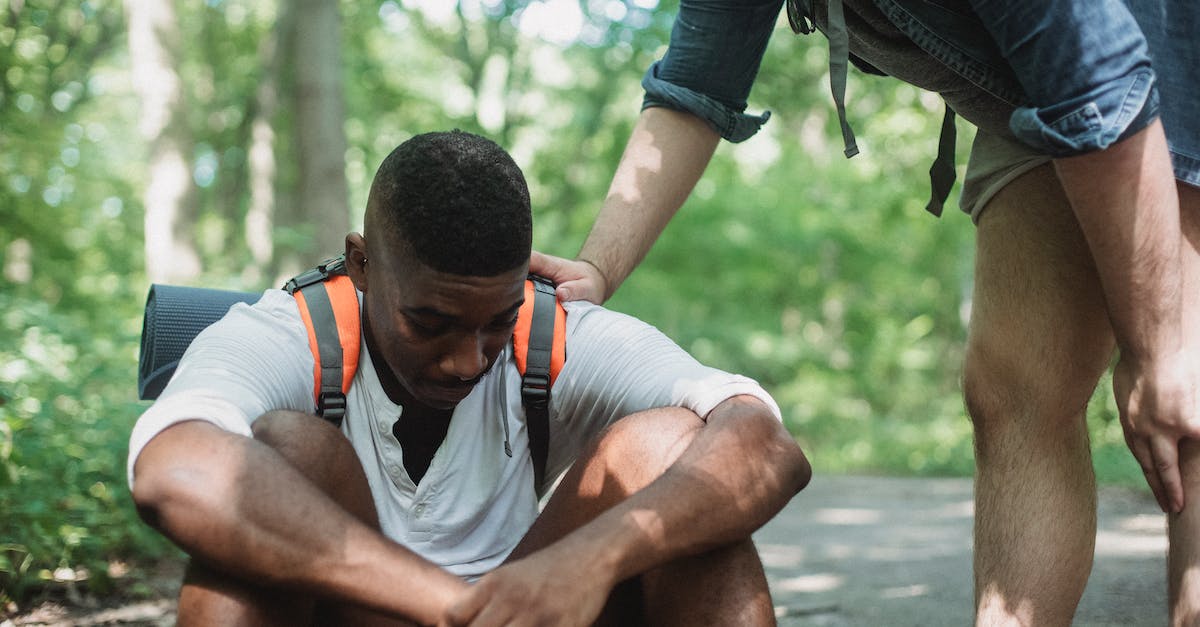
left=0, top=0, right=1143, bottom=612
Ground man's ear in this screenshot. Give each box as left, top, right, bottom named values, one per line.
left=345, top=233, right=368, bottom=292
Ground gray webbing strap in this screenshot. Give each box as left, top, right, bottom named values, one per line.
left=298, top=282, right=347, bottom=425
left=827, top=0, right=858, bottom=158
left=522, top=278, right=556, bottom=490
left=925, top=104, right=958, bottom=217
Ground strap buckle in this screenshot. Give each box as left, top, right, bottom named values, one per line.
left=317, top=391, right=347, bottom=420
left=521, top=373, right=550, bottom=406
left=283, top=255, right=348, bottom=293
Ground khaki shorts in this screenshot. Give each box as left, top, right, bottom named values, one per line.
left=959, top=130, right=1052, bottom=223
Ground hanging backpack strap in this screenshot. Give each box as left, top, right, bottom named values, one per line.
left=924, top=104, right=958, bottom=217
left=284, top=256, right=361, bottom=427
left=512, top=275, right=566, bottom=489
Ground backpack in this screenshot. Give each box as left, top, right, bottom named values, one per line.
left=283, top=255, right=566, bottom=486
left=138, top=256, right=566, bottom=487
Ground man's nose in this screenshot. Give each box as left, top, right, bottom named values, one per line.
left=442, top=332, right=487, bottom=381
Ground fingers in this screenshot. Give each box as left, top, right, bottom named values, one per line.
left=440, top=586, right=486, bottom=627
left=1130, top=435, right=1169, bottom=512
left=1151, top=437, right=1184, bottom=513
left=1129, top=431, right=1185, bottom=513
left=529, top=250, right=565, bottom=278
left=555, top=279, right=604, bottom=304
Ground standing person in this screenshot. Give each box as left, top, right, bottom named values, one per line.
left=530, top=1, right=1200, bottom=623
left=129, top=130, right=810, bottom=626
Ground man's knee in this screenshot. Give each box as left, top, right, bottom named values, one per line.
left=252, top=409, right=335, bottom=446
left=251, top=410, right=377, bottom=525
left=962, top=329, right=1109, bottom=445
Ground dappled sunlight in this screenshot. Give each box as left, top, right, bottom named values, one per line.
left=1117, top=512, right=1166, bottom=533
left=813, top=507, right=882, bottom=525
left=880, top=583, right=930, bottom=599
left=757, top=542, right=807, bottom=568
left=775, top=573, right=845, bottom=593
left=1094, top=513, right=1166, bottom=556
left=1095, top=529, right=1168, bottom=556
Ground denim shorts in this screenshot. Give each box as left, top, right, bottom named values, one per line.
left=962, top=1, right=1200, bottom=219
left=1126, top=0, right=1200, bottom=188
left=800, top=0, right=1200, bottom=217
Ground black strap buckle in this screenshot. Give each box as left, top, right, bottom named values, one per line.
left=521, top=373, right=550, bottom=405
left=283, top=255, right=348, bottom=293
left=786, top=0, right=815, bottom=34
left=317, top=391, right=347, bottom=420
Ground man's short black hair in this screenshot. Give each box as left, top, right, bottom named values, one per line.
left=367, top=130, right=532, bottom=276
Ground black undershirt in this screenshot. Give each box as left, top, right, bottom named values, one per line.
left=363, top=307, right=453, bottom=485
left=392, top=406, right=452, bottom=485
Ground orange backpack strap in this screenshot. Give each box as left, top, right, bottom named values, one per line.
left=513, top=276, right=566, bottom=489
left=284, top=256, right=361, bottom=426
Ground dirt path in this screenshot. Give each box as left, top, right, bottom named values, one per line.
left=760, top=475, right=1167, bottom=626
left=6, top=475, right=1167, bottom=626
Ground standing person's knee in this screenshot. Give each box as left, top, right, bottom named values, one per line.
left=962, top=328, right=1110, bottom=440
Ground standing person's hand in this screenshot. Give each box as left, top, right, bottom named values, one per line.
left=438, top=549, right=614, bottom=627
left=1114, top=349, right=1200, bottom=513
left=529, top=250, right=609, bottom=304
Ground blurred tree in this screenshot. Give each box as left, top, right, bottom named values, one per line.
left=125, top=0, right=201, bottom=283
left=244, top=10, right=286, bottom=283
left=276, top=0, right=350, bottom=277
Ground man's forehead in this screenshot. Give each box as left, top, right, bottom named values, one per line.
left=395, top=265, right=526, bottom=315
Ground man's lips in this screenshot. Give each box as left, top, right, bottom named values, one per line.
left=425, top=380, right=477, bottom=403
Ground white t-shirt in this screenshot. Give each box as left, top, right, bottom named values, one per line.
left=128, top=288, right=782, bottom=578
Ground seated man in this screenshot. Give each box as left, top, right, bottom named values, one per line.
left=128, top=130, right=811, bottom=626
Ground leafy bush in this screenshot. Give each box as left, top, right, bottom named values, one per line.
left=0, top=291, right=177, bottom=609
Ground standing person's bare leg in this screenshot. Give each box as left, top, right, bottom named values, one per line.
left=966, top=164, right=1115, bottom=626
left=1168, top=182, right=1200, bottom=626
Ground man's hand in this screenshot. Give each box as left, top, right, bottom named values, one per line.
left=439, top=550, right=613, bottom=627
left=1114, top=350, right=1200, bottom=513
left=529, top=251, right=607, bottom=304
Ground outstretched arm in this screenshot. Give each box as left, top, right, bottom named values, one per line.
left=441, top=395, right=810, bottom=625
left=133, top=419, right=467, bottom=623
left=533, top=107, right=719, bottom=303
left=1054, top=120, right=1200, bottom=513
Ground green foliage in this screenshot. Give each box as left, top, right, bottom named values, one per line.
left=0, top=294, right=177, bottom=606
left=0, top=0, right=1148, bottom=610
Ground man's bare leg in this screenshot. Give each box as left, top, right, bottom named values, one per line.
left=966, top=164, right=1115, bottom=626
left=509, top=406, right=777, bottom=626
left=1168, top=182, right=1200, bottom=626
left=175, top=411, right=415, bottom=627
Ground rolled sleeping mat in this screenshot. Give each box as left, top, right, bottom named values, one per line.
left=138, top=284, right=262, bottom=400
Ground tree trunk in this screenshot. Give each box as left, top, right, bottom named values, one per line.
left=276, top=0, right=349, bottom=279
left=126, top=0, right=201, bottom=284
left=243, top=4, right=290, bottom=285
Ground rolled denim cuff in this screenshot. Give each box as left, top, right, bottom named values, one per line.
left=1009, top=69, right=1159, bottom=157
left=640, top=61, right=771, bottom=143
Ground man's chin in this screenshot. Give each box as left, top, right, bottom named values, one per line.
left=417, top=384, right=475, bottom=410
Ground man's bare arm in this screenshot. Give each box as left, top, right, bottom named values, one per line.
left=1054, top=119, right=1200, bottom=513
left=441, top=395, right=810, bottom=625
left=132, top=420, right=467, bottom=623
left=533, top=107, right=719, bottom=303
